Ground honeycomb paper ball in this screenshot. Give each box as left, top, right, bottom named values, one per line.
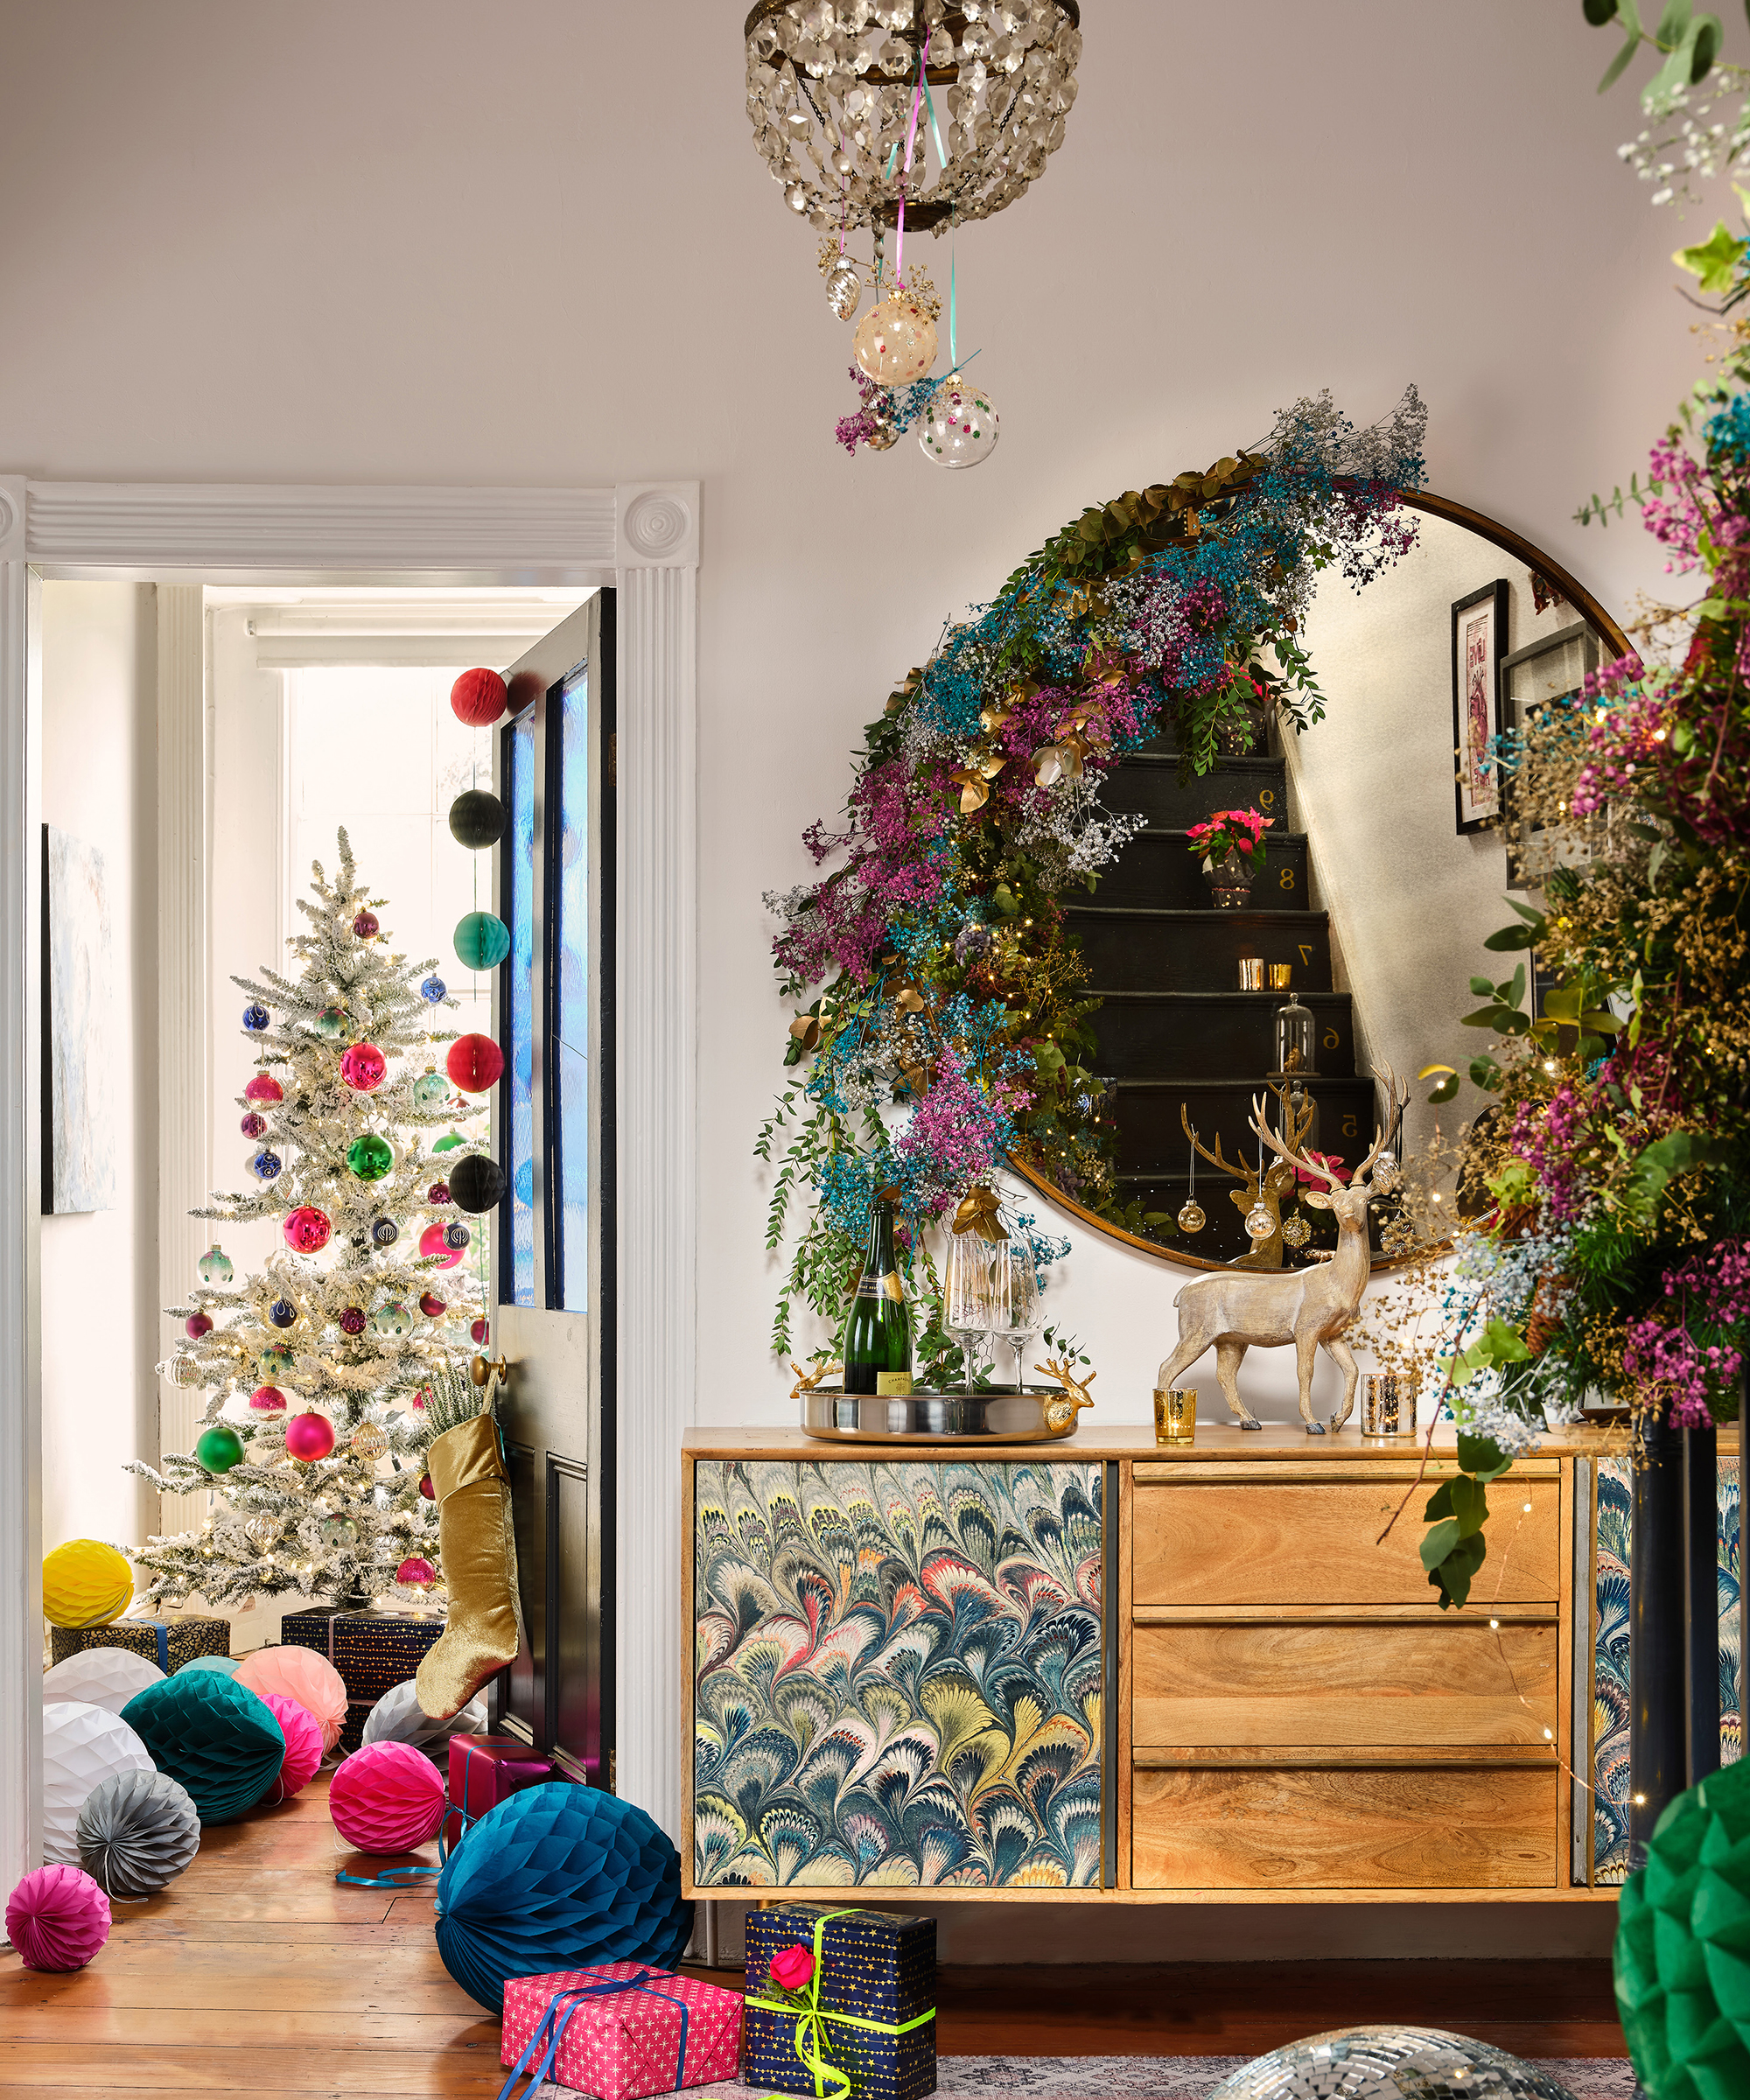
left=454, top=911, right=511, bottom=972
left=449, top=1154, right=507, bottom=1214
left=5, top=1864, right=110, bottom=1971
left=361, top=1678, right=485, bottom=1757
left=329, top=1740, right=446, bottom=1855
left=76, top=1769, right=200, bottom=1900
left=121, top=1672, right=286, bottom=1824
left=43, top=1701, right=155, bottom=1865
left=433, top=1783, right=693, bottom=2016
left=449, top=788, right=507, bottom=850
left=175, top=1654, right=241, bottom=1676
left=42, top=1539, right=134, bottom=1628
left=43, top=1646, right=164, bottom=1716
left=235, top=1646, right=348, bottom=1752
left=260, top=1692, right=325, bottom=1802
left=451, top=667, right=508, bottom=728
left=446, top=1034, right=504, bottom=1095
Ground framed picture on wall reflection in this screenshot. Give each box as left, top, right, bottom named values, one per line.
left=1451, top=579, right=1508, bottom=834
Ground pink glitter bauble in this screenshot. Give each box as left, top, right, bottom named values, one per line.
left=328, top=1740, right=445, bottom=1855
left=260, top=1692, right=324, bottom=1802
left=340, top=1042, right=387, bottom=1093
left=417, top=1223, right=464, bottom=1271
left=284, top=1206, right=332, bottom=1254
left=244, top=1074, right=284, bottom=1104
left=235, top=1647, right=347, bottom=1754
left=284, top=1410, right=335, bottom=1464
left=396, top=1556, right=437, bottom=1587
left=249, top=1384, right=287, bottom=1413
left=340, top=1307, right=367, bottom=1336
left=186, top=1313, right=213, bottom=1340
left=5, top=1864, right=110, bottom=1971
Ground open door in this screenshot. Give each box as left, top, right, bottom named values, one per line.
left=489, top=592, right=615, bottom=1787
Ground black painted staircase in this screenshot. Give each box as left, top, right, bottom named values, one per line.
left=1067, top=738, right=1375, bottom=1264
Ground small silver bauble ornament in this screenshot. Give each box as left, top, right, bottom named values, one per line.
left=864, top=393, right=901, bottom=452
left=1176, top=1200, right=1206, bottom=1234
left=1244, top=1201, right=1276, bottom=1240
left=243, top=1516, right=277, bottom=1552
left=1208, top=2026, right=1578, bottom=2100
left=1371, top=1152, right=1403, bottom=1194
left=1280, top=1210, right=1312, bottom=1249
left=827, top=262, right=862, bottom=321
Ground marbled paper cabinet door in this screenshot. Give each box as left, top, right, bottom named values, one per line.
left=692, top=1460, right=1107, bottom=1890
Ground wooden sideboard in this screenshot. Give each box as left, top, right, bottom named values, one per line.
left=683, top=1422, right=1736, bottom=1904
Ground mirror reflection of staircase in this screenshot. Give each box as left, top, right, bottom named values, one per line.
left=1067, top=732, right=1379, bottom=1266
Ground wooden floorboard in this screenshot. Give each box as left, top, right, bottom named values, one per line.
left=0, top=1772, right=1627, bottom=2082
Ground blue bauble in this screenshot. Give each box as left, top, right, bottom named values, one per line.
left=443, top=1222, right=471, bottom=1251
left=268, top=1298, right=297, bottom=1328
left=433, top=1784, right=691, bottom=2016
left=369, top=1217, right=399, bottom=1249
left=242, top=1003, right=270, bottom=1032
left=420, top=976, right=447, bottom=1004
left=249, top=1150, right=283, bottom=1182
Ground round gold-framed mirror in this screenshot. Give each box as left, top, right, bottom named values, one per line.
left=1012, top=489, right=1632, bottom=1275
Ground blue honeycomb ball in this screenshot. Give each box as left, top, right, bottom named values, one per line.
left=420, top=976, right=447, bottom=1004
left=433, top=1783, right=692, bottom=2015
left=249, top=1150, right=282, bottom=1182
left=443, top=1222, right=471, bottom=1251
left=120, top=1673, right=285, bottom=1825
left=269, top=1298, right=298, bottom=1328
left=242, top=1003, right=270, bottom=1032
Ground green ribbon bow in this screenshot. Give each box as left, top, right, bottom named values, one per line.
left=746, top=1908, right=937, bottom=2100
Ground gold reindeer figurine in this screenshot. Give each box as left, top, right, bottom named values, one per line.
left=1034, top=1357, right=1097, bottom=1435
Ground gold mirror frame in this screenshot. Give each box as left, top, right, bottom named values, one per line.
left=1011, top=488, right=1633, bottom=1275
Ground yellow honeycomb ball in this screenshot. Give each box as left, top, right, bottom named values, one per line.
left=42, top=1538, right=134, bottom=1629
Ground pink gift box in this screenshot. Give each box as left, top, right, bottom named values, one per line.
left=499, top=1964, right=743, bottom=2100
left=444, top=1734, right=557, bottom=1852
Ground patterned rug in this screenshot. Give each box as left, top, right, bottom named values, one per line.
left=687, top=2060, right=1639, bottom=2098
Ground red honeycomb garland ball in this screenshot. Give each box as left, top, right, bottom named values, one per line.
left=445, top=1035, right=504, bottom=1095
left=450, top=668, right=508, bottom=729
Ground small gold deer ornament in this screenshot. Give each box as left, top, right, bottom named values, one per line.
left=1034, top=1357, right=1097, bottom=1436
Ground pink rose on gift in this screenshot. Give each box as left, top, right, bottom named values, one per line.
left=769, top=1943, right=816, bottom=1992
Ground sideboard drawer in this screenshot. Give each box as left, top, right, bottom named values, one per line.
left=1131, top=1620, right=1558, bottom=1748
left=1131, top=1764, right=1559, bottom=1888
left=1132, top=1477, right=1562, bottom=1606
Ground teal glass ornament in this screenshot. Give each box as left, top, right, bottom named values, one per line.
left=313, top=1005, right=346, bottom=1039
left=371, top=1300, right=413, bottom=1340
left=413, top=1070, right=450, bottom=1110
left=194, top=1424, right=245, bottom=1475
left=197, top=1244, right=233, bottom=1287
left=346, top=1133, right=396, bottom=1182
left=454, top=912, right=511, bottom=972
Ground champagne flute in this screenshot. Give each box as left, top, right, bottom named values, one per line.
left=989, top=1236, right=1040, bottom=1390
left=945, top=1228, right=995, bottom=1393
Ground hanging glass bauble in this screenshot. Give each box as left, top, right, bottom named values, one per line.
left=1280, top=1210, right=1312, bottom=1249
left=310, top=1005, right=344, bottom=1040
left=412, top=1069, right=449, bottom=1110
left=864, top=394, right=901, bottom=451
left=372, top=1300, right=414, bottom=1340
left=186, top=1312, right=212, bottom=1340
left=369, top=1217, right=399, bottom=1249
left=1244, top=1202, right=1275, bottom=1240
left=259, top=1342, right=296, bottom=1382
left=471, top=1318, right=489, bottom=1343
left=444, top=1222, right=471, bottom=1252
left=827, top=262, right=862, bottom=321
left=353, top=911, right=380, bottom=939
left=249, top=1149, right=282, bottom=1182
left=249, top=1383, right=287, bottom=1412
left=244, top=1516, right=278, bottom=1552
left=428, top=1180, right=452, bottom=1206
left=1371, top=1152, right=1402, bottom=1194
left=420, top=975, right=447, bottom=1004
left=319, top=1517, right=358, bottom=1550
left=339, top=1307, right=367, bottom=1336
left=244, top=1074, right=284, bottom=1106
left=396, top=1555, right=438, bottom=1587
left=195, top=1425, right=245, bottom=1475
left=418, top=1222, right=465, bottom=1270
left=340, top=1043, right=387, bottom=1093
left=269, top=1298, right=297, bottom=1329
left=349, top=1422, right=388, bottom=1462
left=284, top=1411, right=335, bottom=1463
left=346, top=1133, right=396, bottom=1182
left=283, top=1206, right=332, bottom=1255
left=1177, top=1200, right=1206, bottom=1234
left=919, top=374, right=1001, bottom=470
left=242, top=1002, right=270, bottom=1032
left=168, top=1355, right=203, bottom=1389
left=853, top=293, right=937, bottom=387
left=241, top=1111, right=268, bottom=1141
left=419, top=1292, right=446, bottom=1320
left=198, top=1244, right=234, bottom=1286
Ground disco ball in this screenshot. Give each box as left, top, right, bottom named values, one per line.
left=1208, top=2027, right=1578, bottom=2100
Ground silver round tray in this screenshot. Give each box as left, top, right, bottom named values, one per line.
left=800, top=1385, right=1084, bottom=1443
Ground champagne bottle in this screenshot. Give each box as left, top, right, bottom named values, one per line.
left=843, top=1197, right=914, bottom=1396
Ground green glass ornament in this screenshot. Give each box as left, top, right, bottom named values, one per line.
left=258, top=1342, right=296, bottom=1381
left=433, top=1131, right=465, bottom=1153
left=318, top=1516, right=358, bottom=1550
left=371, top=1299, right=413, bottom=1340
left=194, top=1424, right=245, bottom=1475
left=346, top=1132, right=396, bottom=1182
left=197, top=1244, right=233, bottom=1286
left=313, top=1005, right=346, bottom=1039
left=454, top=910, right=511, bottom=971
left=412, top=1069, right=450, bottom=1110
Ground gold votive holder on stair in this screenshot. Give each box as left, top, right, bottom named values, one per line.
left=1361, top=1372, right=1416, bottom=1438
left=1237, top=957, right=1265, bottom=991
left=1153, top=1388, right=1197, bottom=1445
left=1269, top=962, right=1293, bottom=990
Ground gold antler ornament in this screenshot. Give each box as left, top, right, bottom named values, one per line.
left=790, top=1357, right=843, bottom=1399
left=1034, top=1356, right=1097, bottom=1434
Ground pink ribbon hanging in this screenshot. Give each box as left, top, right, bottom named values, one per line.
left=895, top=49, right=927, bottom=289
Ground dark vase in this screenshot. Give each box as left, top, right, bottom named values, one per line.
left=1201, top=850, right=1254, bottom=910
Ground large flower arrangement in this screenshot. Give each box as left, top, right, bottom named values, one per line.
left=760, top=389, right=1428, bottom=1365
left=1414, top=326, right=1750, bottom=1606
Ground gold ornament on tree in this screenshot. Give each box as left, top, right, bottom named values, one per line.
left=349, top=1423, right=388, bottom=1463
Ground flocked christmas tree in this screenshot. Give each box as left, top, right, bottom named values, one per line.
left=130, top=830, right=496, bottom=1611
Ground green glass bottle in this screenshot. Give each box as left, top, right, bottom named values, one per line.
left=843, top=1197, right=914, bottom=1396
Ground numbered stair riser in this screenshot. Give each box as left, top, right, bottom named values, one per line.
left=1067, top=906, right=1334, bottom=995
left=1094, top=829, right=1311, bottom=912
left=1103, top=750, right=1288, bottom=831
left=1088, top=994, right=1354, bottom=1082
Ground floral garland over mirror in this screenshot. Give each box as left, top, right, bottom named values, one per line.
left=760, top=389, right=1429, bottom=1368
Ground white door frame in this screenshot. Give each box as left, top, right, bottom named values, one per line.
left=0, top=477, right=698, bottom=1894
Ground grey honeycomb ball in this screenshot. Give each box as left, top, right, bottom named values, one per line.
left=76, top=1768, right=201, bottom=1899
left=1208, top=2028, right=1579, bottom=2100
left=360, top=1677, right=486, bottom=1759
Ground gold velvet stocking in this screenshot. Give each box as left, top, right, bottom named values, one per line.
left=416, top=1414, right=522, bottom=1723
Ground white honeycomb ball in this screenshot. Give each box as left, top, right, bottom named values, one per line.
left=42, top=1701, right=154, bottom=1866
left=43, top=1647, right=165, bottom=1716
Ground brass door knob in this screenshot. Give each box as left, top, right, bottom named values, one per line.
left=471, top=1354, right=510, bottom=1387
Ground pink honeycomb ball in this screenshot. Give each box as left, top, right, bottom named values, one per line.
left=283, top=1206, right=332, bottom=1254
left=235, top=1647, right=347, bottom=1753
left=5, top=1864, right=110, bottom=1971
left=260, top=1692, right=324, bottom=1802
left=328, top=1740, right=445, bottom=1854
left=340, top=1042, right=387, bottom=1092
left=244, top=1074, right=284, bottom=1104
left=284, top=1410, right=335, bottom=1463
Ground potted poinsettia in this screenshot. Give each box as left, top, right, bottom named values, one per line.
left=1186, top=807, right=1273, bottom=907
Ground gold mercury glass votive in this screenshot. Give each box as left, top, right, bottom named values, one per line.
left=1269, top=962, right=1292, bottom=990
left=1361, top=1372, right=1416, bottom=1438
left=1153, top=1388, right=1197, bottom=1444
left=1237, top=957, right=1265, bottom=991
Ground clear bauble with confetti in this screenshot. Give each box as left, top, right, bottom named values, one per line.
left=918, top=373, right=1000, bottom=469
left=853, top=292, right=938, bottom=387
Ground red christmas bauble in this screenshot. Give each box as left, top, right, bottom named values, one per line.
left=417, top=1222, right=464, bottom=1271
left=418, top=1473, right=436, bottom=1500
left=450, top=668, right=508, bottom=729
left=285, top=1411, right=336, bottom=1462
left=250, top=1384, right=287, bottom=1412
left=284, top=1206, right=332, bottom=1254
left=340, top=1307, right=367, bottom=1335
left=244, top=1074, right=284, bottom=1105
left=186, top=1312, right=213, bottom=1340
left=353, top=911, right=380, bottom=939
left=445, top=1034, right=504, bottom=1095
left=427, top=1181, right=451, bottom=1205
left=396, top=1556, right=438, bottom=1587
left=419, top=1292, right=445, bottom=1320
left=470, top=1318, right=488, bottom=1344
left=340, top=1043, right=387, bottom=1093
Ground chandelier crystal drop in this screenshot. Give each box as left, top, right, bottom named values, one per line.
left=744, top=0, right=1082, bottom=237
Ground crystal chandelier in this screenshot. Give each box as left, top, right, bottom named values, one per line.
left=744, top=1, right=1082, bottom=240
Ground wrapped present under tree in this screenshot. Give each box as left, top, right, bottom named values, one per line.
left=280, top=1606, right=445, bottom=1754
left=49, top=1614, right=230, bottom=1673
left=744, top=1904, right=936, bottom=2100
left=500, top=1964, right=743, bottom=2100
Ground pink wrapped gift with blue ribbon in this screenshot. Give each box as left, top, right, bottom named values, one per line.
left=498, top=1963, right=743, bottom=2100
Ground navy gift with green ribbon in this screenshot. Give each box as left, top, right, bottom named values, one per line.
left=743, top=1904, right=936, bottom=2100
